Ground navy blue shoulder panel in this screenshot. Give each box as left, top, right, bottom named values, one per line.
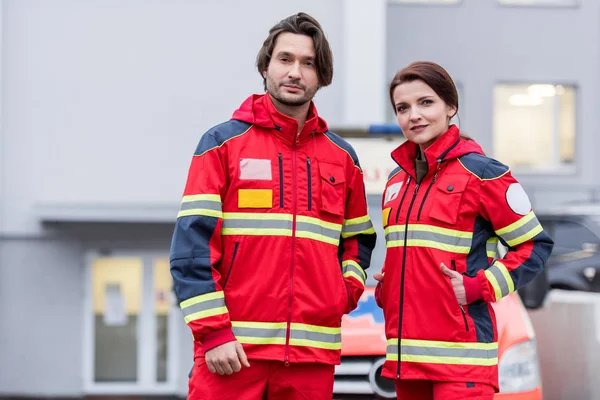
left=388, top=166, right=402, bottom=181
left=324, top=130, right=361, bottom=168
left=459, top=153, right=509, bottom=180
left=194, top=120, right=252, bottom=156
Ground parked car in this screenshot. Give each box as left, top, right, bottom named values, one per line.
left=537, top=205, right=600, bottom=293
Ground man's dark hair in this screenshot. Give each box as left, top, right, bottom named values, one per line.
left=256, top=12, right=333, bottom=90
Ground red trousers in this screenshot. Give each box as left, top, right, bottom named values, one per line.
left=395, top=379, right=495, bottom=400
left=189, top=358, right=335, bottom=400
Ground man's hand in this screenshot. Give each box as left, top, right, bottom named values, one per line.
left=205, top=341, right=250, bottom=375
left=440, top=262, right=467, bottom=305
left=373, top=272, right=384, bottom=283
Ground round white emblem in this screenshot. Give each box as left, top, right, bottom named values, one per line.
left=506, top=183, right=531, bottom=215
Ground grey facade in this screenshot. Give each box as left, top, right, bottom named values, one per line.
left=0, top=0, right=598, bottom=397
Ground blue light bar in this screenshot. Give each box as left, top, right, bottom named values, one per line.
left=368, top=124, right=403, bottom=135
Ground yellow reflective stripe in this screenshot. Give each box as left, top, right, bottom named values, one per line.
left=495, top=211, right=544, bottom=247
left=178, top=209, right=222, bottom=218
left=409, top=239, right=470, bottom=253
left=182, top=194, right=222, bottom=203
left=344, top=215, right=371, bottom=225
left=401, top=339, right=497, bottom=350
left=384, top=224, right=472, bottom=239
left=496, top=211, right=535, bottom=236
left=221, top=228, right=293, bottom=236
left=290, top=323, right=341, bottom=335
left=295, top=230, right=339, bottom=245
left=289, top=338, right=342, bottom=350
left=180, top=291, right=224, bottom=309
left=184, top=307, right=228, bottom=323
left=387, top=338, right=398, bottom=346
left=400, top=354, right=497, bottom=366
left=232, top=321, right=287, bottom=329
left=296, top=215, right=342, bottom=231
left=342, top=260, right=367, bottom=281
left=178, top=194, right=223, bottom=219
left=487, top=237, right=499, bottom=258
left=237, top=336, right=286, bottom=345
left=221, top=213, right=341, bottom=245
left=496, top=261, right=515, bottom=294
left=223, top=212, right=292, bottom=221
left=506, top=224, right=543, bottom=247
left=343, top=271, right=365, bottom=286
left=485, top=269, right=503, bottom=301
left=342, top=215, right=375, bottom=238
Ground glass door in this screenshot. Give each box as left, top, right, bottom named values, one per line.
left=83, top=252, right=179, bottom=394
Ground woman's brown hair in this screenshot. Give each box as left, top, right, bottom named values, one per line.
left=389, top=61, right=459, bottom=120
left=256, top=13, right=334, bottom=90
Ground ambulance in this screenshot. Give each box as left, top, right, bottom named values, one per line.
left=333, top=135, right=544, bottom=399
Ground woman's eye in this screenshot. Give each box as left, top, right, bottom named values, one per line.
left=422, top=99, right=433, bottom=105
left=397, top=106, right=407, bottom=113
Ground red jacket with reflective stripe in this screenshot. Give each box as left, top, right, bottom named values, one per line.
left=170, top=94, right=376, bottom=365
left=375, top=126, right=553, bottom=389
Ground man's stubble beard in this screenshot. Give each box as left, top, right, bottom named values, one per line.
left=266, top=76, right=318, bottom=107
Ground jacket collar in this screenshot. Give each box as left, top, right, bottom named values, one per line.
left=230, top=93, right=328, bottom=147
left=391, top=125, right=462, bottom=179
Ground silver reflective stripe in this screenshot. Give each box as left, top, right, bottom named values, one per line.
left=344, top=263, right=365, bottom=281
left=498, top=215, right=541, bottom=243
left=290, top=330, right=341, bottom=343
left=296, top=221, right=340, bottom=240
left=222, top=219, right=292, bottom=229
left=486, top=239, right=498, bottom=256
left=181, top=297, right=225, bottom=318
left=488, top=265, right=511, bottom=297
left=387, top=344, right=398, bottom=354
left=402, top=346, right=498, bottom=359
left=386, top=230, right=472, bottom=248
left=232, top=326, right=287, bottom=339
left=342, top=220, right=374, bottom=235
left=180, top=200, right=222, bottom=212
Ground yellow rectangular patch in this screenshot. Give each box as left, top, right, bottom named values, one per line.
left=382, top=207, right=392, bottom=227
left=238, top=189, right=273, bottom=209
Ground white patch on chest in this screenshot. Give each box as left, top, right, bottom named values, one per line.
left=384, top=182, right=403, bottom=205
left=239, top=158, right=272, bottom=180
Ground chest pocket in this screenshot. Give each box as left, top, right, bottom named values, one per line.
left=429, top=175, right=470, bottom=225
left=318, top=161, right=346, bottom=217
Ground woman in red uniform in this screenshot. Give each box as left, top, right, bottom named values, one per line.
left=374, top=61, right=553, bottom=400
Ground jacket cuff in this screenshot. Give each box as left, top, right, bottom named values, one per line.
left=464, top=275, right=483, bottom=304
left=201, top=327, right=236, bottom=352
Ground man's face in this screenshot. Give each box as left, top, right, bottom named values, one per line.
left=263, top=32, right=320, bottom=107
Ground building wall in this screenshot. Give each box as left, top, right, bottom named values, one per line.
left=386, top=0, right=600, bottom=207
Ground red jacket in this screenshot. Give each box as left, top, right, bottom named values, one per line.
left=375, top=125, right=553, bottom=389
left=170, top=94, right=376, bottom=365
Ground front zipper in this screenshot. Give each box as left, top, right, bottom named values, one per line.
left=222, top=242, right=240, bottom=289
left=397, top=180, right=420, bottom=378
left=285, top=141, right=298, bottom=366
left=416, top=159, right=442, bottom=221
left=451, top=260, right=469, bottom=332
left=278, top=153, right=284, bottom=208
left=306, top=157, right=312, bottom=211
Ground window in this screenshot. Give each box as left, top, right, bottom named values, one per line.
left=497, top=0, right=578, bottom=6
left=493, top=84, right=576, bottom=173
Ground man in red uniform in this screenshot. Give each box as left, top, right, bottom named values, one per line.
left=170, top=12, right=376, bottom=400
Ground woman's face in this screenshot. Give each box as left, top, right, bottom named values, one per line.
left=392, top=80, right=456, bottom=151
